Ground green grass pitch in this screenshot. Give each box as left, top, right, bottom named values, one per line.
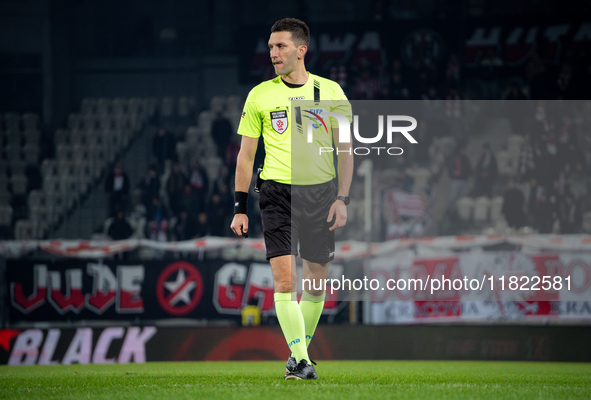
left=1, top=360, right=590, bottom=399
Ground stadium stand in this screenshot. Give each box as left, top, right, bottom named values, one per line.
left=2, top=98, right=155, bottom=240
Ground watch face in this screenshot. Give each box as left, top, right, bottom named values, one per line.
left=338, top=196, right=350, bottom=205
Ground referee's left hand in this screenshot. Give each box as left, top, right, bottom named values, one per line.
left=327, top=200, right=347, bottom=231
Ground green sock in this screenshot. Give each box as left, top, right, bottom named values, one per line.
left=274, top=292, right=309, bottom=363
left=299, top=291, right=325, bottom=347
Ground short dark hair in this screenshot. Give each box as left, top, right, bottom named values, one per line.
left=271, top=18, right=310, bottom=47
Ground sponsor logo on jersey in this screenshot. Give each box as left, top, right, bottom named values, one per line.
left=270, top=110, right=288, bottom=134
left=303, top=109, right=329, bottom=132
left=289, top=96, right=305, bottom=100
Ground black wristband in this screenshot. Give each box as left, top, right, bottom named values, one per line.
left=234, top=191, right=248, bottom=214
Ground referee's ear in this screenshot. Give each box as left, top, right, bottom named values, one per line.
left=298, top=45, right=308, bottom=60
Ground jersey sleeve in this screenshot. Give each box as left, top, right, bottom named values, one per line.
left=330, top=84, right=353, bottom=124
left=237, top=90, right=262, bottom=138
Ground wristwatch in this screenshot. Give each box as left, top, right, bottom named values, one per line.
left=336, top=195, right=350, bottom=205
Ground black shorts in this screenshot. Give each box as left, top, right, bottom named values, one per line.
left=259, top=180, right=336, bottom=263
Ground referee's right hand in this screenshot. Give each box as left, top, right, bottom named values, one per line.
left=231, top=214, right=249, bottom=237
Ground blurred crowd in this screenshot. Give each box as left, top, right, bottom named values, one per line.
left=95, top=49, right=591, bottom=240
left=339, top=51, right=591, bottom=102
left=104, top=122, right=238, bottom=242
left=445, top=101, right=591, bottom=234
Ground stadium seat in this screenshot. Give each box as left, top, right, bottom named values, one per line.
left=0, top=205, right=12, bottom=227
left=209, top=96, right=225, bottom=113
left=11, top=175, right=28, bottom=195
left=29, top=208, right=50, bottom=236
left=517, top=226, right=537, bottom=234
left=70, top=144, right=91, bottom=165
left=0, top=192, right=11, bottom=206
left=68, top=113, right=83, bottom=130
left=28, top=190, right=45, bottom=208
left=98, top=115, right=114, bottom=130
left=112, top=97, right=127, bottom=115
left=86, top=129, right=103, bottom=147
left=178, top=96, right=196, bottom=117
left=5, top=144, right=21, bottom=162
left=438, top=136, right=456, bottom=157
left=96, top=97, right=112, bottom=115
left=10, top=160, right=26, bottom=176
left=46, top=191, right=64, bottom=212
left=0, top=176, right=8, bottom=194
left=114, top=115, right=131, bottom=131
left=583, top=212, right=591, bottom=233
left=493, top=216, right=509, bottom=233
left=507, top=135, right=524, bottom=156
left=198, top=110, right=214, bottom=131
left=74, top=160, right=93, bottom=186
left=410, top=168, right=431, bottom=188
left=41, top=159, right=58, bottom=178
left=14, top=219, right=35, bottom=240
left=473, top=196, right=491, bottom=223
left=226, top=95, right=243, bottom=113
left=57, top=181, right=77, bottom=209
left=43, top=175, right=61, bottom=194
left=56, top=144, right=74, bottom=161
left=54, top=128, right=70, bottom=145
left=456, top=197, right=474, bottom=222
left=6, top=128, right=22, bottom=148
left=57, top=160, right=75, bottom=179
left=24, top=129, right=41, bottom=146
left=72, top=129, right=91, bottom=146
left=176, top=142, right=188, bottom=166
left=106, top=129, right=122, bottom=152
left=490, top=196, right=504, bottom=221
left=81, top=114, right=97, bottom=130
left=91, top=145, right=107, bottom=167
left=23, top=144, right=40, bottom=164
left=142, top=97, right=158, bottom=119
left=496, top=150, right=516, bottom=176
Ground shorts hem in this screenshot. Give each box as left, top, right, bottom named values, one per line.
left=266, top=250, right=297, bottom=261
left=300, top=254, right=335, bottom=264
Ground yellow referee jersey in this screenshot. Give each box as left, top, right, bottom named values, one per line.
left=237, top=72, right=351, bottom=185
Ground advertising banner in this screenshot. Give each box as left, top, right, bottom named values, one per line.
left=2, top=324, right=590, bottom=365
left=370, top=252, right=591, bottom=324
left=5, top=259, right=342, bottom=324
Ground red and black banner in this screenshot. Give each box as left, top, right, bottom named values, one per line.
left=7, top=259, right=216, bottom=322
left=5, top=258, right=341, bottom=323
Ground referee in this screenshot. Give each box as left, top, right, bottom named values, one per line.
left=230, top=18, right=353, bottom=380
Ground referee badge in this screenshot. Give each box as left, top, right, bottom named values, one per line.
left=270, top=110, right=288, bottom=134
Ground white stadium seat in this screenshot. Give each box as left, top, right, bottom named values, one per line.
left=456, top=197, right=474, bottom=222
left=473, top=196, right=491, bottom=223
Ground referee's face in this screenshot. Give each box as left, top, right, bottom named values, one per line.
left=269, top=31, right=300, bottom=76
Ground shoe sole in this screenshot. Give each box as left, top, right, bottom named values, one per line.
left=284, top=375, right=318, bottom=380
